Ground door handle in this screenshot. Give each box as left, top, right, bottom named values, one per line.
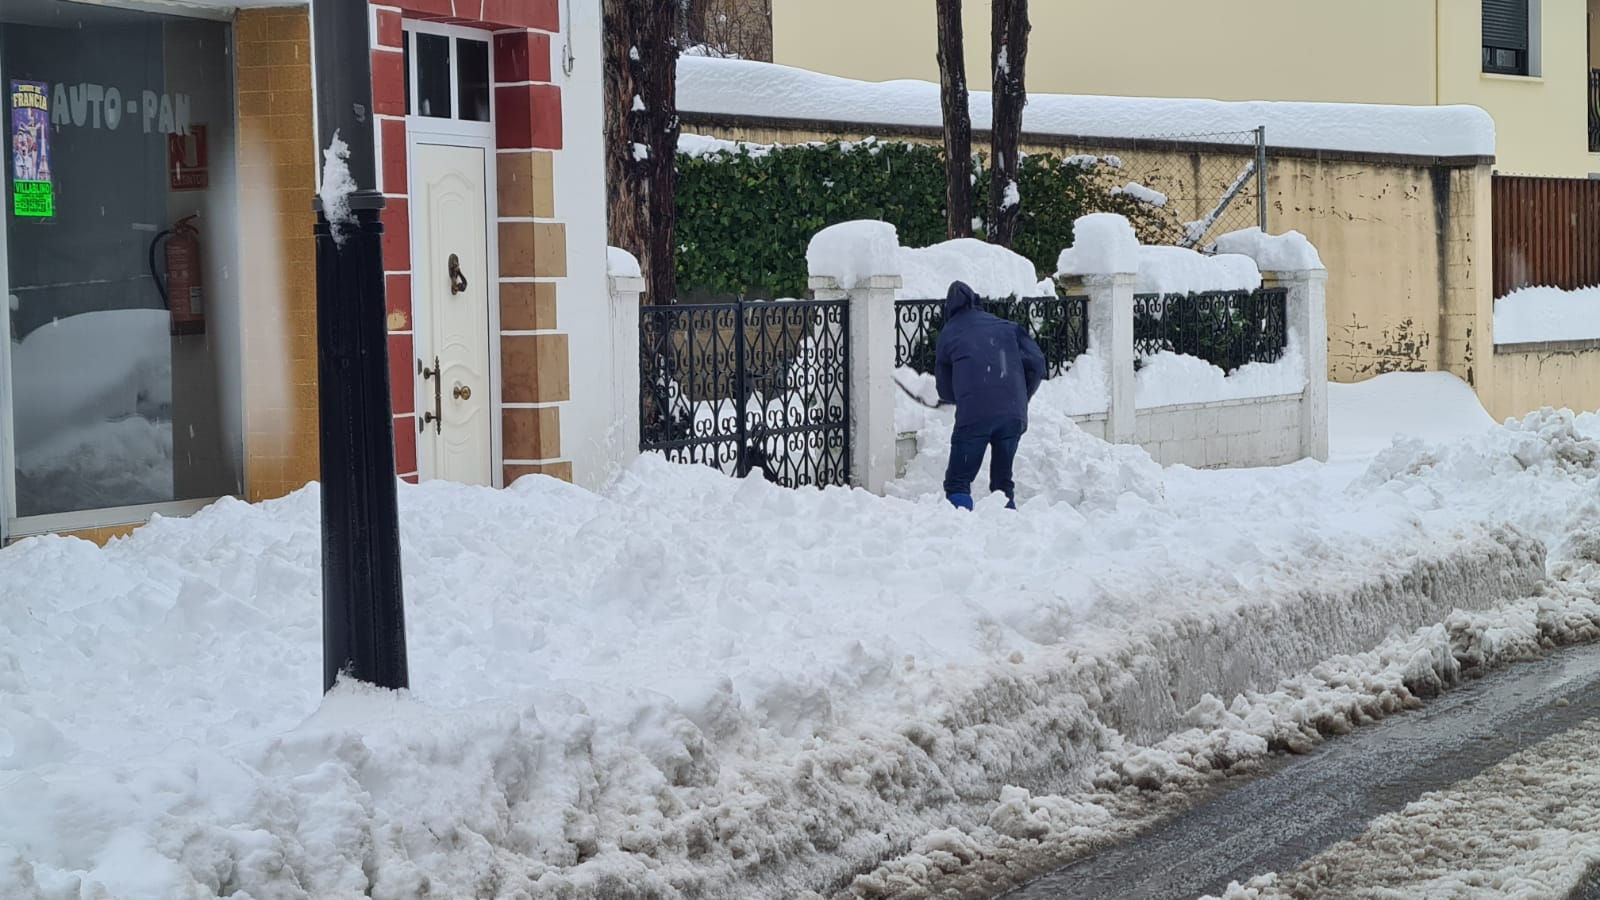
left=419, top=356, right=442, bottom=434
left=448, top=253, right=468, bottom=295
left=452, top=382, right=472, bottom=401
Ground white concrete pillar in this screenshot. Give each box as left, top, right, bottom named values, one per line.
left=811, top=273, right=901, bottom=495
left=608, top=272, right=646, bottom=472
left=1266, top=268, right=1330, bottom=462
left=1072, top=272, right=1138, bottom=444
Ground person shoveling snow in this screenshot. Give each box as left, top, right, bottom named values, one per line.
left=934, top=281, right=1046, bottom=510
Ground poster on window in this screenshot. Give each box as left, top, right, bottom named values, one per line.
left=10, top=80, right=53, bottom=218
left=168, top=125, right=208, bottom=191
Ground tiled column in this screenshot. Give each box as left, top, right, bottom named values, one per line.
left=495, top=26, right=571, bottom=484
left=237, top=7, right=320, bottom=502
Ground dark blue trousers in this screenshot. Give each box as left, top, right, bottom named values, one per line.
left=943, top=418, right=1024, bottom=500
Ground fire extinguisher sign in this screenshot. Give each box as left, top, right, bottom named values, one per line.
left=9, top=80, right=54, bottom=218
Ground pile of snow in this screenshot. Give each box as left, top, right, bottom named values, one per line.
left=1056, top=214, right=1263, bottom=294
left=677, top=57, right=1496, bottom=158
left=1132, top=245, right=1261, bottom=295
left=606, top=246, right=642, bottom=278
left=1211, top=227, right=1325, bottom=273
left=14, top=371, right=1600, bottom=898
left=1328, top=372, right=1497, bottom=462
left=1354, top=408, right=1600, bottom=563
left=7, top=401, right=1554, bottom=898
left=898, top=237, right=1052, bottom=300
left=855, top=568, right=1600, bottom=897
left=1136, top=337, right=1306, bottom=408
left=1493, top=284, right=1600, bottom=345
left=806, top=220, right=900, bottom=289
left=809, top=223, right=1052, bottom=299
left=891, top=361, right=1160, bottom=510
left=1055, top=213, right=1141, bottom=276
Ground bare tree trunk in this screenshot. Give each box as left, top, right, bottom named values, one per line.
left=936, top=0, right=972, bottom=240
left=604, top=0, right=681, bottom=305
left=988, top=0, right=1029, bottom=248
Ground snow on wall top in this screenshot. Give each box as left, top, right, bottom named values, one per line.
left=1494, top=285, right=1600, bottom=345
left=898, top=238, right=1053, bottom=300
left=678, top=57, right=1496, bottom=159
left=607, top=246, right=642, bottom=278
left=807, top=221, right=901, bottom=289
left=1213, top=227, right=1326, bottom=273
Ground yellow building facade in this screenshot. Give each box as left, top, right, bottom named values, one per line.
left=772, top=0, right=1600, bottom=178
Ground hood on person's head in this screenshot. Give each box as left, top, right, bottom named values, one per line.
left=945, top=281, right=981, bottom=319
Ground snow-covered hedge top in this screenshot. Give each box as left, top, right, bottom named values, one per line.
left=1056, top=214, right=1263, bottom=294
left=607, top=246, right=642, bottom=278
left=899, top=238, right=1054, bottom=299
left=1211, top=227, right=1325, bottom=273
left=807, top=222, right=1054, bottom=299
left=679, top=57, right=1496, bottom=159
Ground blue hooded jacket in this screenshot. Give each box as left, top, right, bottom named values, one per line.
left=935, top=281, right=1047, bottom=429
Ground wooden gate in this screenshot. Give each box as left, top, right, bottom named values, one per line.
left=1492, top=175, right=1600, bottom=297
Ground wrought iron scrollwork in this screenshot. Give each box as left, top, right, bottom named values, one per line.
left=640, top=297, right=850, bottom=489
left=893, top=295, right=1090, bottom=378
left=1132, top=288, right=1288, bottom=372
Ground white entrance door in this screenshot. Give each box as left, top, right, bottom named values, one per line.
left=412, top=142, right=493, bottom=485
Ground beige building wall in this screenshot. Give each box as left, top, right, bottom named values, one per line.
left=1485, top=345, right=1600, bottom=420
left=1439, top=0, right=1597, bottom=177
left=774, top=0, right=1435, bottom=105
left=772, top=0, right=1600, bottom=176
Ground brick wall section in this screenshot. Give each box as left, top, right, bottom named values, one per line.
left=370, top=4, right=419, bottom=482
left=236, top=7, right=321, bottom=502
left=373, top=0, right=572, bottom=486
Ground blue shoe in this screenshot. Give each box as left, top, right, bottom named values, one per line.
left=1005, top=498, right=1017, bottom=510
left=947, top=492, right=974, bottom=510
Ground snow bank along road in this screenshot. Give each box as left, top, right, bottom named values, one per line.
left=3, top=375, right=1598, bottom=898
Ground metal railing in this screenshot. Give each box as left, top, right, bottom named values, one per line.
left=640, top=297, right=850, bottom=489
left=1132, top=288, right=1289, bottom=372
left=894, top=295, right=1091, bottom=378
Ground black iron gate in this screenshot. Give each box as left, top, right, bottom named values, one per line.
left=640, top=297, right=850, bottom=488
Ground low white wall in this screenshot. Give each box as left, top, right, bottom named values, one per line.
left=1134, top=395, right=1305, bottom=469
left=894, top=397, right=1303, bottom=476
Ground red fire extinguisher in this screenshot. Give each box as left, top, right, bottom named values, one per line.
left=149, top=214, right=206, bottom=336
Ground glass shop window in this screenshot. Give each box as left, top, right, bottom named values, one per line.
left=2, top=0, right=243, bottom=524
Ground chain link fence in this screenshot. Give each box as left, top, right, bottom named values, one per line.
left=1082, top=127, right=1267, bottom=250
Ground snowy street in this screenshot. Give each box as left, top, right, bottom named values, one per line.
left=4, top=370, right=1599, bottom=898
left=1010, top=638, right=1600, bottom=899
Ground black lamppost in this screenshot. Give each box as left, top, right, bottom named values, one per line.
left=310, top=0, right=408, bottom=692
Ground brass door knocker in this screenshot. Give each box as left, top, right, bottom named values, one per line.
left=448, top=253, right=469, bottom=295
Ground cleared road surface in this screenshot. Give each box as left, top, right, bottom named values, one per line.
left=1006, top=641, right=1600, bottom=899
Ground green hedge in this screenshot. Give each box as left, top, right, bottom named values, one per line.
left=676, top=140, right=1179, bottom=300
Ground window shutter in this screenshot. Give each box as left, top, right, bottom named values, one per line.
left=1483, top=0, right=1529, bottom=50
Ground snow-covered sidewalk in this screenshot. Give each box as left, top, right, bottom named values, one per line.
left=3, top=376, right=1598, bottom=899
